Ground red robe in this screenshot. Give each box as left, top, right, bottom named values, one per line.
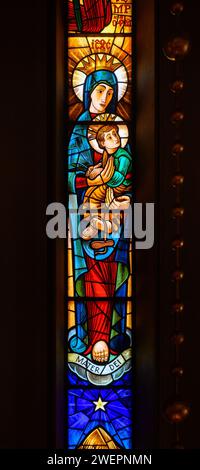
left=84, top=252, right=118, bottom=354
left=68, top=0, right=112, bottom=33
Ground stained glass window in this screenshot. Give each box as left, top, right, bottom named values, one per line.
left=67, top=0, right=133, bottom=449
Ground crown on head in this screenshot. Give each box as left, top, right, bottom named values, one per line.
left=76, top=54, right=121, bottom=75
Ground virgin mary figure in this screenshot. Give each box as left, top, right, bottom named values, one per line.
left=68, top=63, right=132, bottom=364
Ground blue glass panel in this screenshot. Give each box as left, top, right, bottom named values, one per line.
left=68, top=388, right=132, bottom=449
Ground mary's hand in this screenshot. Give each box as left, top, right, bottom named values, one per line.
left=88, top=167, right=103, bottom=179
left=87, top=157, right=114, bottom=186
left=86, top=162, right=102, bottom=178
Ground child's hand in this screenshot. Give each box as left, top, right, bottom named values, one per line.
left=88, top=167, right=103, bottom=179
left=87, top=158, right=114, bottom=186
left=86, top=162, right=102, bottom=178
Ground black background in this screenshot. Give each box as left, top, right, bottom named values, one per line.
left=158, top=0, right=200, bottom=449
left=0, top=0, right=200, bottom=449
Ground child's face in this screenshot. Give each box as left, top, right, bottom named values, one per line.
left=103, top=128, right=120, bottom=150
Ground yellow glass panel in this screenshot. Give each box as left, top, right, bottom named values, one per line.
left=126, top=301, right=132, bottom=329
left=68, top=300, right=75, bottom=329
left=102, top=0, right=132, bottom=34
left=68, top=226, right=74, bottom=297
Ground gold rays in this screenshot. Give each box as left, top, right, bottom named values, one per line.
left=68, top=36, right=132, bottom=71
left=68, top=35, right=132, bottom=120
left=77, top=54, right=121, bottom=74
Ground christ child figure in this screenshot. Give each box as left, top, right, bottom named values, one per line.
left=81, top=124, right=132, bottom=241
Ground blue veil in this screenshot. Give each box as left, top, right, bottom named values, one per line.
left=83, top=70, right=118, bottom=113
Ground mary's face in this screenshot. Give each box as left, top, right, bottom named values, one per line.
left=90, top=83, right=114, bottom=113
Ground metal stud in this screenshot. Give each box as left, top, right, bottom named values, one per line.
left=170, top=2, right=184, bottom=16
left=170, top=80, right=185, bottom=94
left=163, top=37, right=191, bottom=61
left=165, top=400, right=190, bottom=423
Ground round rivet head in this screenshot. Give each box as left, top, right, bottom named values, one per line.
left=170, top=80, right=185, bottom=94
left=163, top=37, right=191, bottom=61
left=172, top=174, right=184, bottom=187
left=171, top=143, right=184, bottom=156
left=172, top=270, right=184, bottom=281
left=172, top=206, right=185, bottom=218
left=172, top=366, right=184, bottom=376
left=171, top=333, right=185, bottom=345
left=171, top=111, right=185, bottom=124
left=170, top=2, right=184, bottom=15
left=172, top=303, right=184, bottom=314
left=172, top=238, right=184, bottom=249
left=164, top=400, right=190, bottom=423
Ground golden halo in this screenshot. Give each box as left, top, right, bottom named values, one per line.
left=88, top=114, right=129, bottom=154
left=72, top=54, right=128, bottom=103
